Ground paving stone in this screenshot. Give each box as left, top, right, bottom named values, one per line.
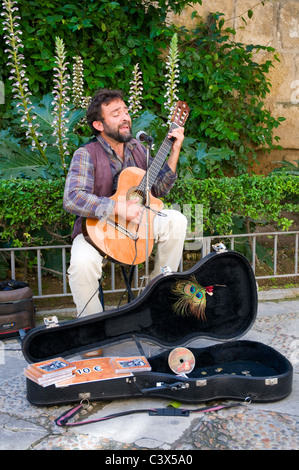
left=0, top=414, right=48, bottom=450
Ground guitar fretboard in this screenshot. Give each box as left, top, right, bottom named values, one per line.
left=137, top=122, right=180, bottom=194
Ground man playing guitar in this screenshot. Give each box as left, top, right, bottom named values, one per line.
left=63, top=88, right=187, bottom=317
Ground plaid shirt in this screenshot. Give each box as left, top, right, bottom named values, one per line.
left=63, top=135, right=177, bottom=221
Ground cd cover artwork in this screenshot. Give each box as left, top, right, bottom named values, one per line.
left=168, top=347, right=195, bottom=375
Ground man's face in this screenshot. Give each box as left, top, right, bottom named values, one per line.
left=96, top=99, right=132, bottom=143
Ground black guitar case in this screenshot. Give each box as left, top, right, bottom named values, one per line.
left=22, top=249, right=293, bottom=406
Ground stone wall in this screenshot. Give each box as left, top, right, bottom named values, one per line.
left=168, top=0, right=299, bottom=174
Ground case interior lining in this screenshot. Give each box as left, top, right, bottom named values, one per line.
left=149, top=341, right=291, bottom=378
left=24, top=252, right=258, bottom=362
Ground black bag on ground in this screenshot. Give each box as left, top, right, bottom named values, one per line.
left=0, top=280, right=35, bottom=339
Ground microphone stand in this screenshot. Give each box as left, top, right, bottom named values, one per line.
left=144, top=141, right=152, bottom=287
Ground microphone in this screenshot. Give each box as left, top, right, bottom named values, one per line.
left=136, top=131, right=154, bottom=145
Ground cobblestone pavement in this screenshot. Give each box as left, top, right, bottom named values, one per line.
left=0, top=297, right=298, bottom=452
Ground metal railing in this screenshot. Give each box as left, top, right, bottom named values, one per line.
left=202, top=231, right=299, bottom=279
left=0, top=231, right=298, bottom=299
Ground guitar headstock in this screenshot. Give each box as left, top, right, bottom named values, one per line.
left=171, top=101, right=190, bottom=127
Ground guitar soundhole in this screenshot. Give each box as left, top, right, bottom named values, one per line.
left=127, top=187, right=145, bottom=205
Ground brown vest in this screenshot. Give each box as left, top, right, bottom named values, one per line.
left=72, top=138, right=147, bottom=239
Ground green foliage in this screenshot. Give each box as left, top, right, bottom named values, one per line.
left=0, top=175, right=297, bottom=250
left=0, top=0, right=202, bottom=177
left=164, top=32, right=180, bottom=123
left=178, top=138, right=235, bottom=179
left=0, top=178, right=74, bottom=248
left=176, top=12, right=285, bottom=174
left=1, top=3, right=285, bottom=178
left=0, top=130, right=48, bottom=179
left=271, top=159, right=299, bottom=176
left=0, top=0, right=196, bottom=98
left=0, top=94, right=87, bottom=178
left=165, top=173, right=299, bottom=235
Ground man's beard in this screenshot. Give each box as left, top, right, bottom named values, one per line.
left=102, top=121, right=133, bottom=143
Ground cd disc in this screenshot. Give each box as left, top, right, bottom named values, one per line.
left=168, top=347, right=195, bottom=375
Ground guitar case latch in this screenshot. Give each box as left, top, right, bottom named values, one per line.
left=212, top=242, right=227, bottom=253
left=160, top=265, right=173, bottom=275
left=44, top=316, right=59, bottom=328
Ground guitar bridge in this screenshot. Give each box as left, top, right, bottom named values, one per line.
left=107, top=219, right=139, bottom=241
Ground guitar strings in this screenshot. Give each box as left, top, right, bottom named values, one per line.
left=137, top=124, right=178, bottom=194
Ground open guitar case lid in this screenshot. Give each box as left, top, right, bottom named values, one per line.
left=22, top=248, right=293, bottom=406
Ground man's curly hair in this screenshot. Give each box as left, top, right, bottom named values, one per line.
left=86, top=88, right=124, bottom=136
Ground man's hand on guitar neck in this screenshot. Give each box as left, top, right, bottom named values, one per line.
left=167, top=126, right=185, bottom=173
left=113, top=198, right=143, bottom=223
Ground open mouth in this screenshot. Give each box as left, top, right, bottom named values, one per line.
left=119, top=122, right=130, bottom=132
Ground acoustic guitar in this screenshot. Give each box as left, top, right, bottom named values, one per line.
left=83, top=101, right=190, bottom=265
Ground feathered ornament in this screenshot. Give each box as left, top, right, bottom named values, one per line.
left=171, top=276, right=215, bottom=321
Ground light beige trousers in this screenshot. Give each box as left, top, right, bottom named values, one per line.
left=68, top=209, right=187, bottom=317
